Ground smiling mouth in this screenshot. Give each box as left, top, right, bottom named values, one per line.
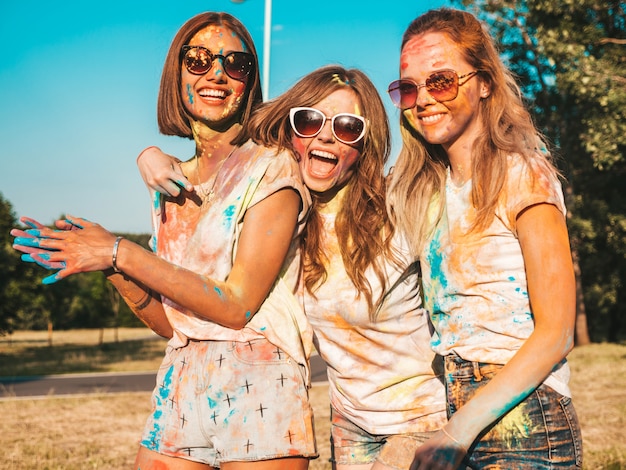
left=420, top=113, right=445, bottom=124
left=198, top=88, right=227, bottom=100
left=308, top=150, right=338, bottom=177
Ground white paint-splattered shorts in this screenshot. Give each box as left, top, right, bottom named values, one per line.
left=140, top=338, right=318, bottom=466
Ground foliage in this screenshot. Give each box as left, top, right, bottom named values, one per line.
left=451, top=0, right=626, bottom=342
left=0, top=193, right=149, bottom=335
left=0, top=193, right=22, bottom=334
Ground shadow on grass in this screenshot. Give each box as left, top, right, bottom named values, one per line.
left=0, top=338, right=166, bottom=377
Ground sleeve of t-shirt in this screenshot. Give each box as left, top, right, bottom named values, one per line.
left=247, top=148, right=311, bottom=234
left=503, top=154, right=566, bottom=236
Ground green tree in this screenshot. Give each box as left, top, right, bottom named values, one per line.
left=0, top=192, right=22, bottom=334
left=451, top=0, right=626, bottom=342
left=1, top=195, right=151, bottom=336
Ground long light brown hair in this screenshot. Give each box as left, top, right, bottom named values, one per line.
left=156, top=12, right=263, bottom=146
left=387, top=8, right=560, bottom=254
left=248, top=65, right=397, bottom=314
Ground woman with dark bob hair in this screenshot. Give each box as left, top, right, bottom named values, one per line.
left=12, top=11, right=317, bottom=470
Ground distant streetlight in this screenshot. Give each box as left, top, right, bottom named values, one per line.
left=231, top=0, right=272, bottom=99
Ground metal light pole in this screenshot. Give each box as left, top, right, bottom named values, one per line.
left=231, top=0, right=272, bottom=99
left=262, top=0, right=272, bottom=99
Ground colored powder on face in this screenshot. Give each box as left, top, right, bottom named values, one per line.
left=186, top=83, right=194, bottom=104
left=214, top=286, right=223, bottom=298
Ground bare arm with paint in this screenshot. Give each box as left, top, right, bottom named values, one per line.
left=410, top=203, right=576, bottom=470
left=137, top=146, right=192, bottom=197
left=12, top=188, right=301, bottom=330
left=105, top=271, right=173, bottom=339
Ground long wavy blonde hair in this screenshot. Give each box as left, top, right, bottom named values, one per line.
left=386, top=8, right=560, bottom=254
left=248, top=65, right=397, bottom=314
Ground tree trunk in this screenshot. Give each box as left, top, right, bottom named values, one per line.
left=47, top=320, right=53, bottom=347
left=564, top=183, right=591, bottom=346
left=107, top=282, right=121, bottom=343
left=572, top=245, right=590, bottom=345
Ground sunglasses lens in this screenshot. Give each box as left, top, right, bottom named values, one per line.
left=426, top=70, right=458, bottom=101
left=292, top=109, right=324, bottom=137
left=388, top=80, right=418, bottom=110
left=184, top=47, right=212, bottom=74
left=333, top=115, right=365, bottom=144
left=224, top=52, right=254, bottom=80
left=183, top=47, right=253, bottom=80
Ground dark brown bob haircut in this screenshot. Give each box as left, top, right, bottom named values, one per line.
left=156, top=12, right=263, bottom=146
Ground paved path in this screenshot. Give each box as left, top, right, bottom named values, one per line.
left=0, top=354, right=327, bottom=399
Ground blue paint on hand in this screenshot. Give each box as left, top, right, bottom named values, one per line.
left=22, top=219, right=39, bottom=229
left=13, top=237, right=41, bottom=248
left=65, top=218, right=84, bottom=229
left=42, top=272, right=62, bottom=285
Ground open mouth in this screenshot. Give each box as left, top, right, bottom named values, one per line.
left=198, top=88, right=227, bottom=100
left=420, top=113, right=445, bottom=124
left=308, top=149, right=338, bottom=177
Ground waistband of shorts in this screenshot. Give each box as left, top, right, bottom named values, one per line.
left=444, top=352, right=503, bottom=380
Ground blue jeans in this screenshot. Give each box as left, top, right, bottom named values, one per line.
left=444, top=354, right=583, bottom=469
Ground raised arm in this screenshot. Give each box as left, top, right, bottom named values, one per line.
left=12, top=188, right=301, bottom=330
left=137, top=146, right=192, bottom=197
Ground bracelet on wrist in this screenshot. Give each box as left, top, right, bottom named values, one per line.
left=112, top=236, right=124, bottom=273
left=441, top=427, right=463, bottom=447
left=131, top=290, right=153, bottom=310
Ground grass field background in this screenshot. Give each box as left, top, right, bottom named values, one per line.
left=1, top=328, right=624, bottom=469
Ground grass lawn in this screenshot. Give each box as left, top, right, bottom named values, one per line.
left=0, top=328, right=624, bottom=469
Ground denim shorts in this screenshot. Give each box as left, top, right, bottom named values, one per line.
left=330, top=408, right=436, bottom=469
left=140, top=338, right=318, bottom=466
left=444, top=354, right=583, bottom=469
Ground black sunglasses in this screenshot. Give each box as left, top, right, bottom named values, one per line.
left=289, top=107, right=367, bottom=145
left=387, top=69, right=479, bottom=109
left=181, top=45, right=254, bottom=81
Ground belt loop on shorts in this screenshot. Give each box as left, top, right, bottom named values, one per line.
left=472, top=361, right=483, bottom=381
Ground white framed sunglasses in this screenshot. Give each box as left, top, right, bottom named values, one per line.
left=289, top=107, right=367, bottom=145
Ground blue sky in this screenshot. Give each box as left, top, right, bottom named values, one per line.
left=0, top=0, right=447, bottom=233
